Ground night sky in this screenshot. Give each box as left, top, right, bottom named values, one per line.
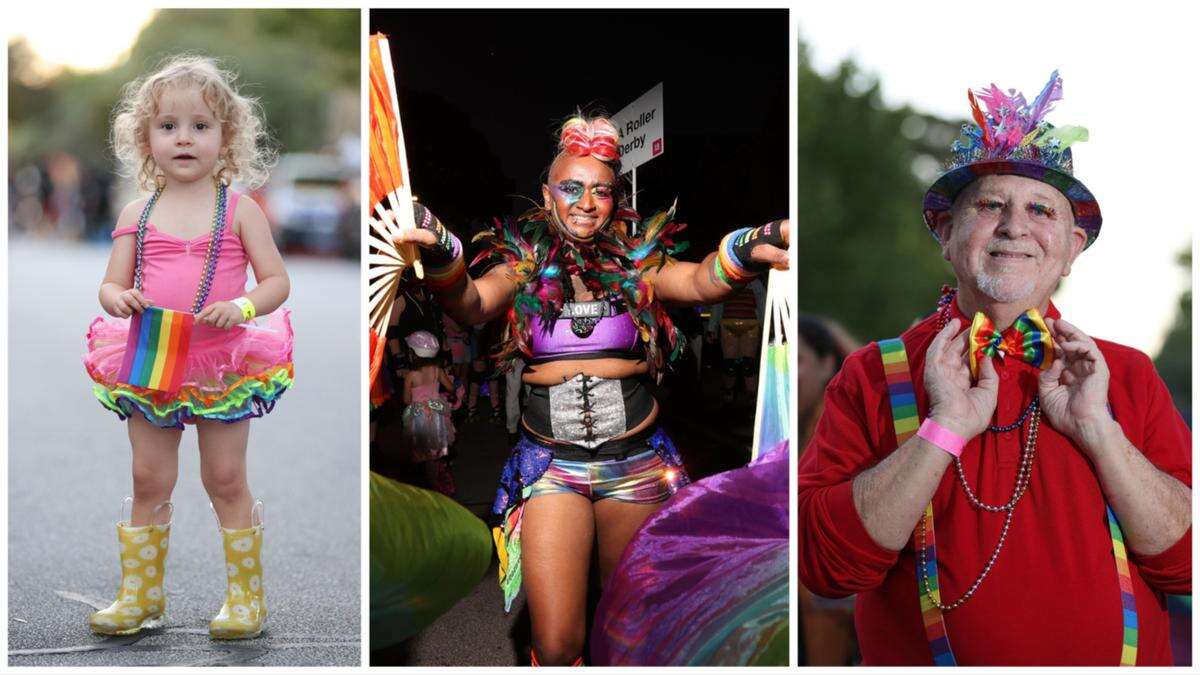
left=369, top=9, right=789, bottom=261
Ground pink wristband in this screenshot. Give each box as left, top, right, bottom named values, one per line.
left=917, top=418, right=967, bottom=458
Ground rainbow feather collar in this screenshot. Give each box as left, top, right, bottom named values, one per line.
left=471, top=206, right=689, bottom=372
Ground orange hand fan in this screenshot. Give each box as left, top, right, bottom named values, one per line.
left=368, top=33, right=422, bottom=388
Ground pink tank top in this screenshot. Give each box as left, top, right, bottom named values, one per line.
left=112, top=192, right=248, bottom=344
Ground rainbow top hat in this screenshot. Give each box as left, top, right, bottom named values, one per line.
left=922, top=70, right=1102, bottom=248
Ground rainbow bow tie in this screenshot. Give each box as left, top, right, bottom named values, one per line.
left=967, top=309, right=1055, bottom=379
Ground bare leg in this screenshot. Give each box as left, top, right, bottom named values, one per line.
left=197, top=419, right=253, bottom=528
left=593, top=499, right=662, bottom=587
left=128, top=416, right=183, bottom=526
left=522, top=492, right=594, bottom=665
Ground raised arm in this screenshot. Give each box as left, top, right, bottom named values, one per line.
left=1038, top=319, right=1191, bottom=559
left=852, top=320, right=999, bottom=550
left=390, top=204, right=516, bottom=326
left=650, top=219, right=789, bottom=306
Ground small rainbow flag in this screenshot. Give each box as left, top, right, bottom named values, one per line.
left=117, top=306, right=193, bottom=393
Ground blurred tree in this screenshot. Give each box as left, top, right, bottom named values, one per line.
left=8, top=9, right=358, bottom=173
left=797, top=44, right=960, bottom=343
left=1153, top=248, right=1191, bottom=424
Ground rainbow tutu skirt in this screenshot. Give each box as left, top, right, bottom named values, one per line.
left=84, top=309, right=294, bottom=429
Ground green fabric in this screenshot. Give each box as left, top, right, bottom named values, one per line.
left=368, top=472, right=492, bottom=650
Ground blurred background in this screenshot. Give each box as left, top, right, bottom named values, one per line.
left=8, top=7, right=361, bottom=257
left=796, top=3, right=1193, bottom=667
left=7, top=8, right=361, bottom=667
left=796, top=5, right=1191, bottom=422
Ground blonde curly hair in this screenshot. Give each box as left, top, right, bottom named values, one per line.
left=111, top=54, right=275, bottom=190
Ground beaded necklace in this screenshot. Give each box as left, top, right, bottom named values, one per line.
left=879, top=286, right=1138, bottom=666
left=133, top=182, right=228, bottom=314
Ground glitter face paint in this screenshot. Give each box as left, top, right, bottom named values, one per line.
left=547, top=179, right=614, bottom=243
left=550, top=180, right=614, bottom=206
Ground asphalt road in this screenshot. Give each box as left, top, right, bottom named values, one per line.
left=7, top=237, right=361, bottom=667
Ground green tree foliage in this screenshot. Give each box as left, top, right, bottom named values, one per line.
left=8, top=9, right=357, bottom=172
left=1153, top=248, right=1192, bottom=423
left=797, top=45, right=960, bottom=343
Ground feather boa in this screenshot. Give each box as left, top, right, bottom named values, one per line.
left=470, top=206, right=689, bottom=374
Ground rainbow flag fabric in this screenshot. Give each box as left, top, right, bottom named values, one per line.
left=117, top=307, right=193, bottom=393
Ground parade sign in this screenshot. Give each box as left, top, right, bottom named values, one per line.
left=613, top=82, right=664, bottom=173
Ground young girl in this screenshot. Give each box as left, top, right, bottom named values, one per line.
left=400, top=331, right=456, bottom=495
left=83, top=55, right=292, bottom=640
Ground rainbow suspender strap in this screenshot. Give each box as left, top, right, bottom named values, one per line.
left=877, top=337, right=1138, bottom=667
left=1109, top=504, right=1139, bottom=665
left=879, top=338, right=956, bottom=666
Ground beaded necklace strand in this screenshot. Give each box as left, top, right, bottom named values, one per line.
left=133, top=182, right=228, bottom=314
left=878, top=286, right=1137, bottom=666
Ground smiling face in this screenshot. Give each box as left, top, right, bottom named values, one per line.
left=146, top=85, right=225, bottom=185
left=541, top=154, right=617, bottom=243
left=934, top=174, right=1088, bottom=308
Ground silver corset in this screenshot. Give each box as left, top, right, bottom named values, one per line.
left=547, top=374, right=626, bottom=449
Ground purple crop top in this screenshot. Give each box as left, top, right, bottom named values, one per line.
left=528, top=300, right=641, bottom=363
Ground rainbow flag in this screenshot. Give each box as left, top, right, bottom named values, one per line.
left=117, top=307, right=193, bottom=393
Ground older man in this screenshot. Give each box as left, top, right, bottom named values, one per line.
left=797, top=72, right=1191, bottom=666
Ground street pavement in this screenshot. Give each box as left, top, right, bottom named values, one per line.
left=7, top=237, right=361, bottom=667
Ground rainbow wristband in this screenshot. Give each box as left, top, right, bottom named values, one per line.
left=713, top=228, right=757, bottom=287
left=425, top=234, right=466, bottom=292
left=917, top=418, right=967, bottom=458
left=231, top=296, right=256, bottom=321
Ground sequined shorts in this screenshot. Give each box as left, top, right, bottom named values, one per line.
left=527, top=449, right=682, bottom=503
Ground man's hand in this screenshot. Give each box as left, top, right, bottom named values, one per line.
left=1038, top=318, right=1117, bottom=450
left=924, top=318, right=999, bottom=439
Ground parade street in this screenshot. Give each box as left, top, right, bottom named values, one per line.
left=7, top=237, right=361, bottom=667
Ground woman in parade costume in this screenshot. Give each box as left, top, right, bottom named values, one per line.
left=391, top=114, right=788, bottom=665
left=84, top=55, right=291, bottom=639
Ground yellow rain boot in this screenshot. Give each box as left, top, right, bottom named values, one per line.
left=89, top=500, right=172, bottom=635
left=209, top=501, right=266, bottom=639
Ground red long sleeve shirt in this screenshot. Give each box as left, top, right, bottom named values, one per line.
left=797, top=300, right=1191, bottom=666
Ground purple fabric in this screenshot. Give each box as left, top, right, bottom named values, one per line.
left=529, top=312, right=639, bottom=359
left=590, top=441, right=790, bottom=666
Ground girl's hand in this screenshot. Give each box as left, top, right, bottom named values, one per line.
left=112, top=289, right=153, bottom=318
left=196, top=301, right=244, bottom=329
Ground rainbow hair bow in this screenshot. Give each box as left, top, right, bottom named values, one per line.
left=967, top=309, right=1054, bottom=379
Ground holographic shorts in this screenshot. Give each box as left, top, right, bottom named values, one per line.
left=528, top=448, right=682, bottom=503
